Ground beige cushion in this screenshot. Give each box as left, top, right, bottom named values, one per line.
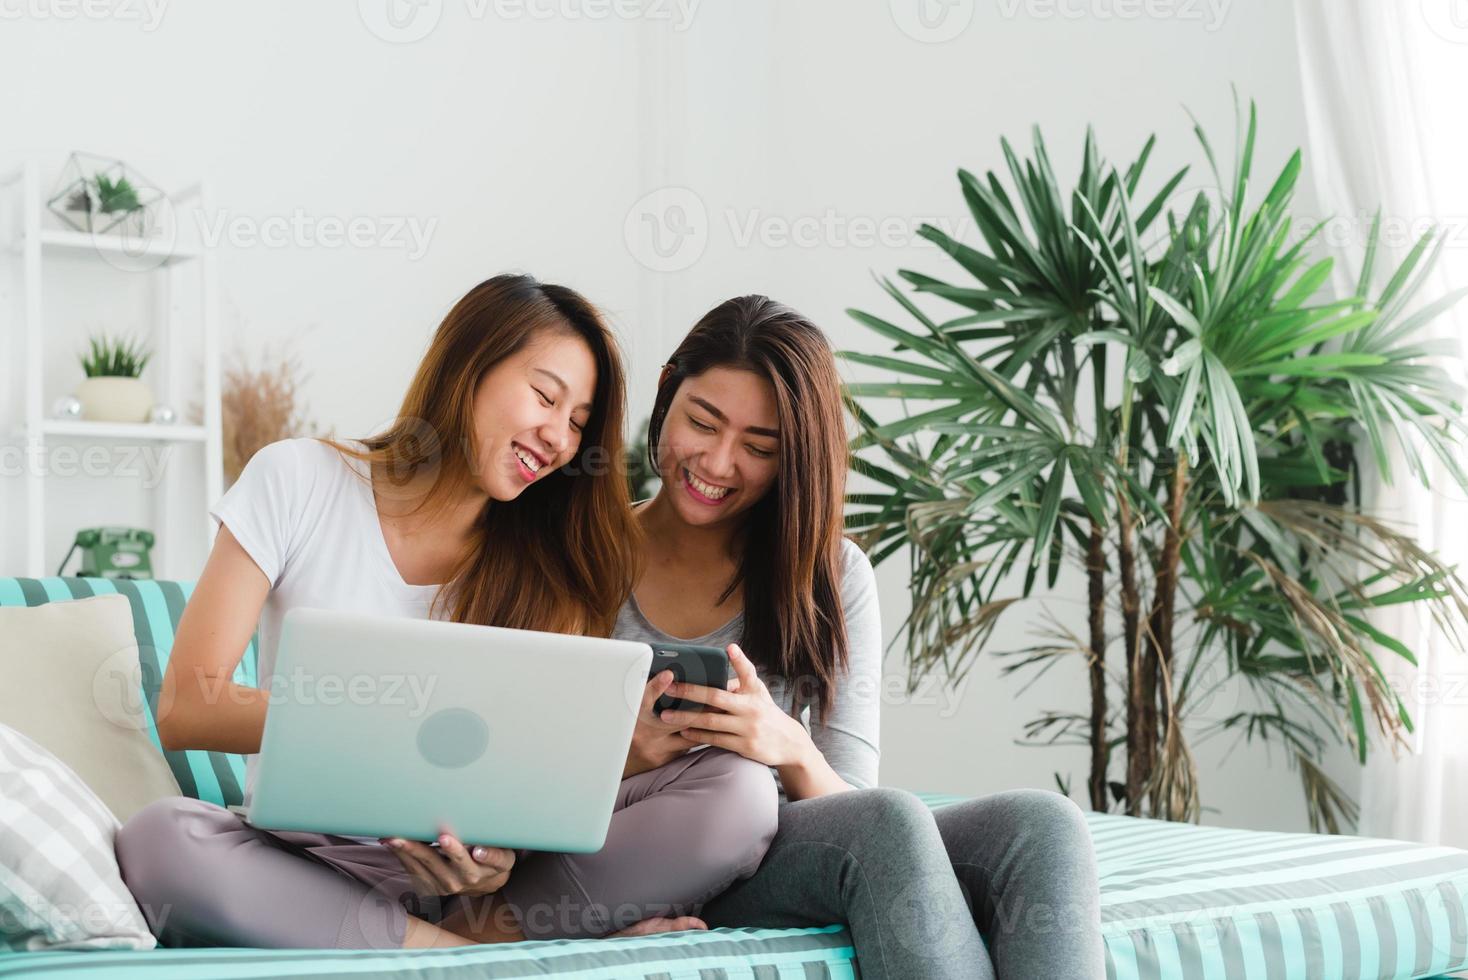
left=0, top=595, right=180, bottom=822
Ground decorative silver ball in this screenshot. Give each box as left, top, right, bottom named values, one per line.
left=51, top=395, right=83, bottom=419
left=148, top=404, right=177, bottom=425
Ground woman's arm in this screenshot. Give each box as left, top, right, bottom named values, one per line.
left=155, top=525, right=271, bottom=754
left=796, top=540, right=882, bottom=794
left=773, top=719, right=853, bottom=801
left=774, top=540, right=881, bottom=799
left=667, top=540, right=883, bottom=802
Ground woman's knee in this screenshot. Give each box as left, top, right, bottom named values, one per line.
left=1016, top=789, right=1088, bottom=841
left=853, top=787, right=941, bottom=845
left=685, top=749, right=779, bottom=867
left=983, top=789, right=1091, bottom=851
left=115, top=796, right=238, bottom=939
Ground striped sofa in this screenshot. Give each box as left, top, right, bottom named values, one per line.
left=3, top=576, right=1468, bottom=979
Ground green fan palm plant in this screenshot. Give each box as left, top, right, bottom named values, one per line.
left=843, top=100, right=1468, bottom=831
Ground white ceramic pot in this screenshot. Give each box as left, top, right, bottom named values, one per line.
left=74, top=376, right=154, bottom=423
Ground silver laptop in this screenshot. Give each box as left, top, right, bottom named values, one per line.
left=232, top=607, right=652, bottom=853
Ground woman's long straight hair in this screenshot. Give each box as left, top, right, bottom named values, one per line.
left=647, top=296, right=849, bottom=720
left=329, top=274, right=639, bottom=636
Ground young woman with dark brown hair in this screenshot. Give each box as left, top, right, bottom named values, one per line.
left=616, top=295, right=1106, bottom=979
left=114, top=275, right=777, bottom=950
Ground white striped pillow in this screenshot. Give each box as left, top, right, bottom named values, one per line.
left=0, top=723, right=156, bottom=951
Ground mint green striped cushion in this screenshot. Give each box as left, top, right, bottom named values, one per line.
left=0, top=577, right=258, bottom=809
left=0, top=924, right=855, bottom=977
left=923, top=793, right=1468, bottom=980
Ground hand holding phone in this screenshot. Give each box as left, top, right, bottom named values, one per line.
left=647, top=642, right=731, bottom=713
left=623, top=643, right=736, bottom=780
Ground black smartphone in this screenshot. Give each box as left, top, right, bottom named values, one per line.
left=647, top=642, right=731, bottom=714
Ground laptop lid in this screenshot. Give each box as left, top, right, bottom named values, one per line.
left=246, top=607, right=652, bottom=853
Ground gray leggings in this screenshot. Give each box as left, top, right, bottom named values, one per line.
left=703, top=787, right=1105, bottom=980
left=114, top=746, right=777, bottom=948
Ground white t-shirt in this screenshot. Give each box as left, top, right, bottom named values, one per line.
left=209, top=437, right=446, bottom=804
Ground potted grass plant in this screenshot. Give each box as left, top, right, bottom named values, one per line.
left=75, top=333, right=154, bottom=423
left=842, top=100, right=1468, bottom=831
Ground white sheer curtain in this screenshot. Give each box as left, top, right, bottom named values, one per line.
left=1293, top=1, right=1468, bottom=848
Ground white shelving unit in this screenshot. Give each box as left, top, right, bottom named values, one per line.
left=2, top=158, right=223, bottom=579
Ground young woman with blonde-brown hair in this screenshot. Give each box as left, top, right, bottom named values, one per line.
left=114, top=274, right=777, bottom=950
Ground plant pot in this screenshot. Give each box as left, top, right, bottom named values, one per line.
left=74, top=377, right=154, bottom=423
left=67, top=201, right=151, bottom=237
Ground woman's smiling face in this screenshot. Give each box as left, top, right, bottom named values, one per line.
left=654, top=366, right=781, bottom=527
left=470, top=330, right=596, bottom=501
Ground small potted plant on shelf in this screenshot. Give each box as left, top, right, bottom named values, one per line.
left=74, top=333, right=154, bottom=423
left=46, top=152, right=164, bottom=237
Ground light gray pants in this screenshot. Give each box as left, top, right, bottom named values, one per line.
left=115, top=746, right=777, bottom=948
left=703, top=787, right=1106, bottom=980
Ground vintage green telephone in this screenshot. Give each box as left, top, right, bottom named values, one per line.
left=57, top=527, right=156, bottom=580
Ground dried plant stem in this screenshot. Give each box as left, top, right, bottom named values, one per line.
left=219, top=345, right=330, bottom=484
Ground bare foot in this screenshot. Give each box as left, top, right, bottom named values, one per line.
left=611, top=916, right=708, bottom=938
left=402, top=914, right=477, bottom=948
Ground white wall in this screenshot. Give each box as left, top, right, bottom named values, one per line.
left=1, top=2, right=655, bottom=574
left=0, top=0, right=1358, bottom=831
